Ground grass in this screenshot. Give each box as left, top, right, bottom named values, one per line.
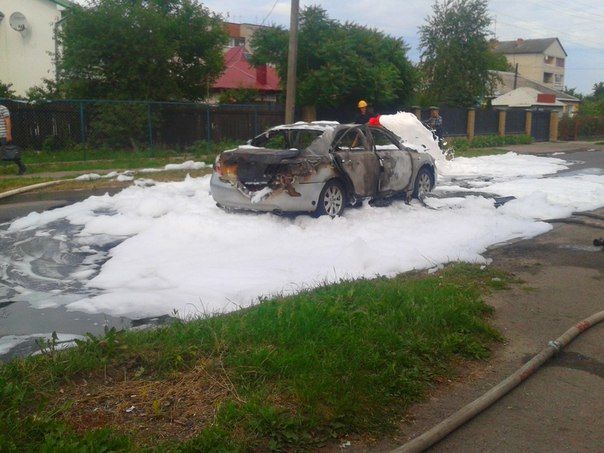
left=0, top=168, right=213, bottom=194
left=0, top=140, right=241, bottom=177
left=453, top=147, right=509, bottom=158
left=0, top=176, right=60, bottom=193
left=0, top=263, right=511, bottom=451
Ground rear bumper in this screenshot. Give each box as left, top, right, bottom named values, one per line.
left=210, top=173, right=324, bottom=213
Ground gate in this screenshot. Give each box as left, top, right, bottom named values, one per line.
left=531, top=111, right=551, bottom=142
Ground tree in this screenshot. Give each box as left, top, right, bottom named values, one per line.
left=0, top=81, right=17, bottom=99
left=592, top=82, right=604, bottom=99
left=251, top=6, right=416, bottom=111
left=563, top=86, right=583, bottom=100
left=580, top=81, right=604, bottom=116
left=26, top=79, right=65, bottom=101
left=58, top=0, right=227, bottom=101
left=419, top=0, right=497, bottom=106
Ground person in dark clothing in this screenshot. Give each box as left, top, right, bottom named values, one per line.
left=424, top=106, right=444, bottom=148
left=0, top=104, right=26, bottom=175
left=353, top=100, right=372, bottom=124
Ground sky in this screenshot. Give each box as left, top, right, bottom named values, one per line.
left=199, top=0, right=604, bottom=95
left=72, top=0, right=604, bottom=95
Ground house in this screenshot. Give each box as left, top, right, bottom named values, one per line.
left=493, top=38, right=566, bottom=90
left=490, top=70, right=581, bottom=116
left=0, top=0, right=73, bottom=96
left=211, top=46, right=280, bottom=103
left=224, top=22, right=264, bottom=54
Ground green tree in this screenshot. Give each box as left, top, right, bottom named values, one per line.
left=419, top=0, right=497, bottom=106
left=58, top=0, right=227, bottom=101
left=0, top=81, right=17, bottom=99
left=591, top=82, right=604, bottom=99
left=251, top=6, right=416, bottom=111
left=580, top=81, right=604, bottom=116
left=26, top=79, right=65, bottom=101
left=486, top=50, right=512, bottom=72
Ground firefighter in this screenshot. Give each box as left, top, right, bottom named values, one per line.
left=354, top=100, right=371, bottom=124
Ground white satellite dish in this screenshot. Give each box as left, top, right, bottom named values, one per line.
left=9, top=12, right=28, bottom=32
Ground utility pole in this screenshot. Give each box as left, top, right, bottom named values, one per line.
left=285, top=0, right=299, bottom=124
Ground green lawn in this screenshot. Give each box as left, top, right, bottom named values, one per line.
left=453, top=147, right=509, bottom=158
left=0, top=140, right=241, bottom=177
left=0, top=264, right=510, bottom=451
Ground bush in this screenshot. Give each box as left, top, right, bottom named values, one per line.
left=559, top=115, right=604, bottom=140
left=449, top=134, right=533, bottom=150
left=87, top=103, right=155, bottom=150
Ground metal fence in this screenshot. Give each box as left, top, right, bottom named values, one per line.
left=0, top=99, right=285, bottom=150
left=505, top=109, right=526, bottom=135
left=0, top=98, right=551, bottom=150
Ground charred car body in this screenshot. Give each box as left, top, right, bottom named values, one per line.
left=210, top=122, right=436, bottom=217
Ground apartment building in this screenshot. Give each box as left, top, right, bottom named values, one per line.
left=493, top=38, right=567, bottom=90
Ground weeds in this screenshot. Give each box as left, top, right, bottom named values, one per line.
left=0, top=264, right=510, bottom=451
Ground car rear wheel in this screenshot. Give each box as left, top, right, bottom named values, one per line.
left=315, top=180, right=346, bottom=217
left=413, top=167, right=434, bottom=199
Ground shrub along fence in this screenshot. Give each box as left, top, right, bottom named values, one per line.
left=559, top=115, right=604, bottom=140
left=0, top=98, right=558, bottom=153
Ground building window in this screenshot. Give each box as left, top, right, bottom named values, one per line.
left=228, top=37, right=246, bottom=47
left=543, top=72, right=554, bottom=83
left=554, top=74, right=563, bottom=84
left=544, top=55, right=555, bottom=65
left=556, top=58, right=565, bottom=68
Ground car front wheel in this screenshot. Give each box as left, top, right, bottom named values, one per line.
left=315, top=180, right=346, bottom=217
left=413, top=167, right=434, bottom=199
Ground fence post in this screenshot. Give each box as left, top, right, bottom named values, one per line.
left=253, top=106, right=258, bottom=136
left=302, top=106, right=316, bottom=122
left=79, top=102, right=87, bottom=160
left=147, top=102, right=154, bottom=153
left=525, top=110, right=533, bottom=136
left=467, top=108, right=475, bottom=141
left=498, top=109, right=507, bottom=137
left=206, top=104, right=212, bottom=153
left=549, top=111, right=559, bottom=142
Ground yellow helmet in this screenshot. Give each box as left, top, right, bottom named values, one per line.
left=358, top=100, right=368, bottom=108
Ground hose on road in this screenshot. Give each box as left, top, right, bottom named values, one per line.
left=391, top=310, right=604, bottom=453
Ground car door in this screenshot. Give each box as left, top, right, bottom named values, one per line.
left=331, top=127, right=379, bottom=197
left=369, top=127, right=413, bottom=193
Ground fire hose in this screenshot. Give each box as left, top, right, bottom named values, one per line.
left=391, top=310, right=604, bottom=453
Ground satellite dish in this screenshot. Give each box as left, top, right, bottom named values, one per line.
left=0, top=12, right=5, bottom=23
left=9, top=12, right=28, bottom=32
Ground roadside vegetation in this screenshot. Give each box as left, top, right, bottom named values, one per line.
left=448, top=134, right=533, bottom=157
left=0, top=140, right=240, bottom=185
left=0, top=264, right=512, bottom=451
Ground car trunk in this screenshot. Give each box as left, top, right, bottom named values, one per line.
left=220, top=147, right=300, bottom=190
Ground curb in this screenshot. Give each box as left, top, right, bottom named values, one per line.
left=0, top=179, right=74, bottom=201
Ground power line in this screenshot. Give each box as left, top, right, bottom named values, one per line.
left=492, top=13, right=604, bottom=50
left=260, top=0, right=280, bottom=26
left=522, top=0, right=604, bottom=20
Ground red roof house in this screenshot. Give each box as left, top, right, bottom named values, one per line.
left=212, top=46, right=281, bottom=101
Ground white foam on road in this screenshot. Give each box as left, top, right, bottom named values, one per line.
left=3, top=153, right=604, bottom=320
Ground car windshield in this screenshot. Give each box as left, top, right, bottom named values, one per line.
left=251, top=129, right=325, bottom=150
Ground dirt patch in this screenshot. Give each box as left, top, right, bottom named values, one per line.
left=56, top=357, right=242, bottom=445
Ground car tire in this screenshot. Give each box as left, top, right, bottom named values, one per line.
left=315, top=180, right=346, bottom=217
left=413, top=167, right=434, bottom=199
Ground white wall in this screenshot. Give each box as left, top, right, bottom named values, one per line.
left=0, top=0, right=64, bottom=96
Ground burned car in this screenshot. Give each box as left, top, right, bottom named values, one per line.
left=210, top=122, right=436, bottom=217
